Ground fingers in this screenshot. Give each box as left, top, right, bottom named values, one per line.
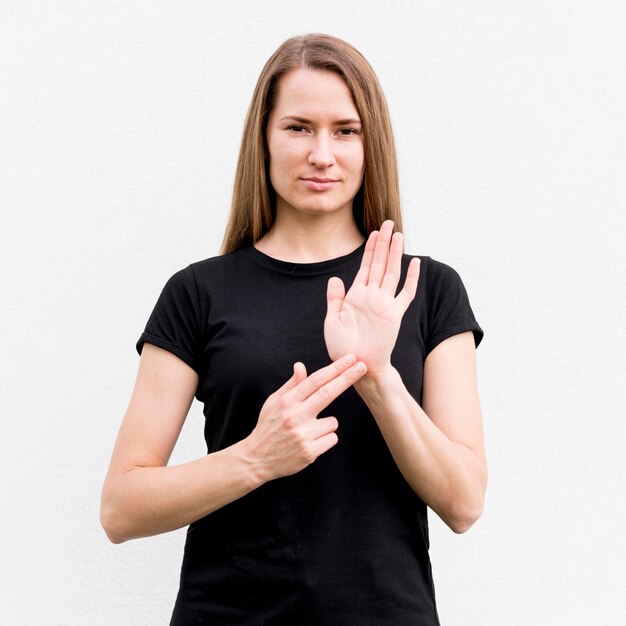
left=354, top=220, right=417, bottom=304
left=306, top=415, right=339, bottom=440
left=293, top=361, right=307, bottom=384
left=380, top=231, right=405, bottom=295
left=273, top=361, right=308, bottom=398
left=368, top=220, right=395, bottom=286
left=289, top=354, right=360, bottom=403
left=273, top=354, right=365, bottom=421
left=353, top=230, right=378, bottom=285
left=301, top=359, right=367, bottom=414
left=296, top=415, right=339, bottom=463
left=326, top=276, right=346, bottom=316
left=307, top=430, right=339, bottom=459
left=396, top=256, right=421, bottom=311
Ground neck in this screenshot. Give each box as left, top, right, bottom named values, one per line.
left=255, top=210, right=365, bottom=263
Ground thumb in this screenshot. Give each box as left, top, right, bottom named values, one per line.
left=326, top=276, right=345, bottom=316
left=274, top=362, right=308, bottom=397
left=292, top=361, right=308, bottom=386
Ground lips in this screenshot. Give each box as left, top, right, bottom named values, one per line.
left=301, top=177, right=339, bottom=191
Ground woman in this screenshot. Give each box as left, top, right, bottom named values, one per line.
left=101, top=33, right=486, bottom=624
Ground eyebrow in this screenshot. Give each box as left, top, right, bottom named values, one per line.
left=279, top=115, right=362, bottom=125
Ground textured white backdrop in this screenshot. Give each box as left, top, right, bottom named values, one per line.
left=1, top=1, right=625, bottom=624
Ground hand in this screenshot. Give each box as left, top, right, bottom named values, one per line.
left=324, top=220, right=420, bottom=376
left=243, top=355, right=367, bottom=482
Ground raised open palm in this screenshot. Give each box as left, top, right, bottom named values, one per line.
left=324, top=221, right=421, bottom=376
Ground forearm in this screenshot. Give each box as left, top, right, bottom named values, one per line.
left=100, top=440, right=263, bottom=544
left=355, top=366, right=486, bottom=533
left=102, top=355, right=365, bottom=544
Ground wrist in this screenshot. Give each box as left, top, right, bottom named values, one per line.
left=227, top=438, right=270, bottom=490
left=354, top=363, right=401, bottom=399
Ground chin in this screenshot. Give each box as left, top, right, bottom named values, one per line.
left=296, top=198, right=353, bottom=215
left=275, top=189, right=356, bottom=217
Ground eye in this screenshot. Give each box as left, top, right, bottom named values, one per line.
left=286, top=124, right=308, bottom=133
left=337, top=128, right=360, bottom=136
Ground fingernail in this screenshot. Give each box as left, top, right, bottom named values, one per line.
left=342, top=354, right=356, bottom=366
left=354, top=362, right=366, bottom=374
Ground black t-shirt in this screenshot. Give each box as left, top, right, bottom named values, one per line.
left=137, top=243, right=483, bottom=625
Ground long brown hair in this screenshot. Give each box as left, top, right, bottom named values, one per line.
left=221, top=33, right=402, bottom=254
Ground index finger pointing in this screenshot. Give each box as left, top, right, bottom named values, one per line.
left=301, top=360, right=367, bottom=414
left=287, top=354, right=356, bottom=403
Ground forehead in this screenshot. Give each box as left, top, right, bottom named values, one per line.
left=271, top=68, right=359, bottom=118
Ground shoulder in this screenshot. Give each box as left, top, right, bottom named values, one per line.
left=416, top=255, right=459, bottom=275
left=156, top=249, right=251, bottom=293
left=187, top=248, right=252, bottom=281
left=152, top=252, right=241, bottom=308
left=406, top=255, right=483, bottom=352
left=402, top=255, right=467, bottom=296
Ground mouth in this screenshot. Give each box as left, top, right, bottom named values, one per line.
left=301, top=177, right=340, bottom=191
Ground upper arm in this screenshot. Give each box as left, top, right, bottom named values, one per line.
left=422, top=331, right=486, bottom=464
left=104, top=343, right=199, bottom=480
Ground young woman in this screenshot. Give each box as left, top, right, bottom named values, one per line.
left=101, top=33, right=486, bottom=625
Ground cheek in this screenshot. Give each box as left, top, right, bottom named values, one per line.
left=357, top=154, right=365, bottom=179
left=268, top=145, right=298, bottom=183
left=357, top=144, right=365, bottom=173
left=342, top=143, right=365, bottom=176
left=267, top=155, right=286, bottom=188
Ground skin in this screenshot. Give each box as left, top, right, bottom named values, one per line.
left=100, top=67, right=486, bottom=544
left=257, top=68, right=366, bottom=261
left=100, top=349, right=367, bottom=543
left=326, top=221, right=487, bottom=532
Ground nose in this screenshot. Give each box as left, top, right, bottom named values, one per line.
left=308, top=134, right=336, bottom=168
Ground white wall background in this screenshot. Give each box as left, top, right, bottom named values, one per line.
left=1, top=1, right=624, bottom=624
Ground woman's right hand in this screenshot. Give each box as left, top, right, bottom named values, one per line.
left=241, top=354, right=367, bottom=482
left=101, top=347, right=366, bottom=543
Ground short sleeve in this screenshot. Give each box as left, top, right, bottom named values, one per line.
left=136, top=265, right=206, bottom=372
left=424, top=258, right=484, bottom=356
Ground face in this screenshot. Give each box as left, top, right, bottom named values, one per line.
left=265, top=68, right=365, bottom=220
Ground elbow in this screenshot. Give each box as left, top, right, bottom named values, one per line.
left=100, top=489, right=131, bottom=544
left=447, top=508, right=482, bottom=534
left=103, top=528, right=126, bottom=545
left=446, top=462, right=488, bottom=534
left=443, top=494, right=485, bottom=535
left=100, top=503, right=126, bottom=544
left=104, top=531, right=125, bottom=545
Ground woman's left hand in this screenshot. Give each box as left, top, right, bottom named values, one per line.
left=324, top=220, right=421, bottom=376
